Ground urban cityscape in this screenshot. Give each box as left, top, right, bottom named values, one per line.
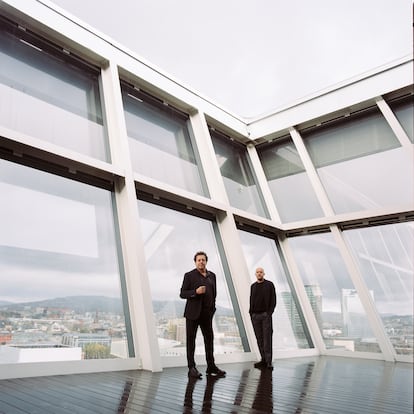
left=0, top=286, right=412, bottom=364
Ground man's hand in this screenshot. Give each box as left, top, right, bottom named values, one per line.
left=196, top=286, right=206, bottom=295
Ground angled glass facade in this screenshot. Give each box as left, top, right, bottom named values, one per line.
left=257, top=137, right=324, bottom=222
left=302, top=109, right=413, bottom=214
left=210, top=129, right=267, bottom=217
left=238, top=230, right=311, bottom=350
left=288, top=232, right=380, bottom=353
left=0, top=1, right=412, bottom=378
left=0, top=159, right=131, bottom=362
left=0, top=16, right=108, bottom=161
left=138, top=200, right=246, bottom=357
left=343, top=222, right=413, bottom=355
left=122, top=83, right=205, bottom=195
left=389, top=95, right=414, bottom=142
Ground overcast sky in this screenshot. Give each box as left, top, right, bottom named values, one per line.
left=48, top=0, right=413, bottom=118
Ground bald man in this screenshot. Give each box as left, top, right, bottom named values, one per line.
left=249, top=267, right=277, bottom=370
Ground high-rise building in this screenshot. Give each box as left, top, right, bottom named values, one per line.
left=341, top=289, right=375, bottom=338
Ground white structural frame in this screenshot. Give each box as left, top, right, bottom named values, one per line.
left=0, top=0, right=412, bottom=379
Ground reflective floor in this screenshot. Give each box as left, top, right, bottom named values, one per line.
left=0, top=356, right=412, bottom=413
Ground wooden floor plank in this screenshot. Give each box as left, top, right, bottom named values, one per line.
left=0, top=356, right=412, bottom=414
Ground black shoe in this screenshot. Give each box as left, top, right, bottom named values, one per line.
left=188, top=367, right=202, bottom=379
left=254, top=361, right=266, bottom=369
left=206, top=365, right=226, bottom=377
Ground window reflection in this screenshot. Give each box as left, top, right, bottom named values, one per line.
left=344, top=222, right=413, bottom=355
left=238, top=230, right=311, bottom=350
left=122, top=85, right=205, bottom=195
left=0, top=159, right=130, bottom=363
left=303, top=110, right=413, bottom=213
left=210, top=130, right=267, bottom=217
left=257, top=139, right=324, bottom=222
left=137, top=200, right=245, bottom=358
left=288, top=232, right=379, bottom=353
left=0, top=18, right=107, bottom=161
left=389, top=96, right=414, bottom=143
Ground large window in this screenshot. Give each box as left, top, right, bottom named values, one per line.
left=344, top=222, right=413, bottom=355
left=388, top=95, right=414, bottom=143
left=0, top=17, right=108, bottom=161
left=0, top=159, right=131, bottom=363
left=137, top=200, right=245, bottom=358
left=302, top=109, right=413, bottom=214
left=210, top=130, right=267, bottom=217
left=122, top=84, right=205, bottom=195
left=257, top=138, right=324, bottom=222
left=288, top=232, right=380, bottom=353
left=238, top=230, right=312, bottom=350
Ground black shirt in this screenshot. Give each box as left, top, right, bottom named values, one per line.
left=249, top=279, right=277, bottom=315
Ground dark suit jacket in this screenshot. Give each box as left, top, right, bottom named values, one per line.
left=180, top=268, right=217, bottom=320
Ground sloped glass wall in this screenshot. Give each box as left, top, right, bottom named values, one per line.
left=0, top=159, right=131, bottom=363
left=210, top=129, right=267, bottom=217
left=389, top=95, right=414, bottom=142
left=302, top=110, right=413, bottom=214
left=0, top=16, right=108, bottom=161
left=344, top=222, right=413, bottom=355
left=288, top=232, right=380, bottom=353
left=238, top=230, right=312, bottom=350
left=122, top=84, right=205, bottom=195
left=137, top=199, right=246, bottom=358
left=257, top=138, right=324, bottom=222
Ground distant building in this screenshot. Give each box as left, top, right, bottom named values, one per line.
left=341, top=289, right=374, bottom=338
left=0, top=331, right=12, bottom=345
left=281, top=287, right=323, bottom=339
left=62, top=333, right=111, bottom=349
left=281, top=292, right=306, bottom=338
left=0, top=344, right=81, bottom=363
left=305, top=285, right=323, bottom=332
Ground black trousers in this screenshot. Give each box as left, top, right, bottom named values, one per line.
left=186, top=309, right=215, bottom=369
left=251, top=312, right=273, bottom=364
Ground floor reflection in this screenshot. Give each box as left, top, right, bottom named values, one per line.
left=183, top=374, right=221, bottom=413
left=0, top=358, right=411, bottom=413
left=251, top=368, right=273, bottom=413
left=118, top=379, right=134, bottom=413
left=295, top=361, right=315, bottom=412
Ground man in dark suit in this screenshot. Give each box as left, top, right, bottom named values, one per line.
left=249, top=267, right=277, bottom=370
left=180, top=251, right=226, bottom=379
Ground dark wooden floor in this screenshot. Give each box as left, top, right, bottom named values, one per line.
left=0, top=356, right=412, bottom=413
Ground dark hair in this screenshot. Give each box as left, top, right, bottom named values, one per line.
left=193, top=251, right=208, bottom=262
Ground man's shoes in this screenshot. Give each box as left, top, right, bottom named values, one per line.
left=206, top=365, right=226, bottom=377
left=254, top=361, right=266, bottom=369
left=188, top=367, right=202, bottom=379
left=254, top=360, right=273, bottom=370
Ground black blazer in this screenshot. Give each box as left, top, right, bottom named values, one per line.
left=180, top=268, right=217, bottom=320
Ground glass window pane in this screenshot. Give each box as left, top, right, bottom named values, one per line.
left=211, top=131, right=267, bottom=217
left=258, top=140, right=324, bottom=222
left=0, top=159, right=131, bottom=363
left=389, top=97, right=414, bottom=143
left=303, top=110, right=413, bottom=213
left=0, top=20, right=108, bottom=161
left=137, top=200, right=245, bottom=358
left=344, top=222, right=413, bottom=355
left=122, top=88, right=205, bottom=195
left=238, top=230, right=312, bottom=350
left=288, top=232, right=380, bottom=353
